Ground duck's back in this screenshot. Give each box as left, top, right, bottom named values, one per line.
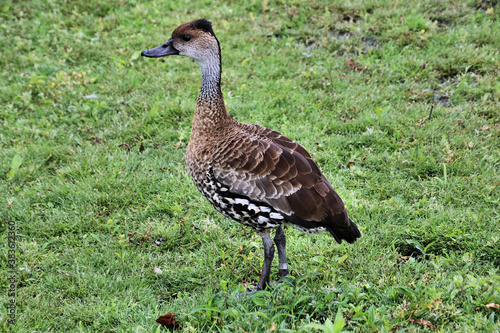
left=187, top=120, right=360, bottom=243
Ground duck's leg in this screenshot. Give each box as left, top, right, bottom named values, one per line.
left=274, top=225, right=289, bottom=279
left=256, top=231, right=275, bottom=290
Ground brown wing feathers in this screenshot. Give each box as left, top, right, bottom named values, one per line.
left=213, top=125, right=360, bottom=243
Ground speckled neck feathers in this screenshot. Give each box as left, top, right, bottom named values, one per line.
left=191, top=32, right=231, bottom=136
left=198, top=38, right=222, bottom=99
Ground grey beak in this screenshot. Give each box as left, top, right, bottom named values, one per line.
left=141, top=39, right=179, bottom=58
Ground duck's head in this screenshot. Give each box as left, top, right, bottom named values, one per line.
left=141, top=19, right=219, bottom=65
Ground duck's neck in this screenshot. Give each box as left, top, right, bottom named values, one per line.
left=192, top=42, right=231, bottom=133
left=198, top=60, right=223, bottom=103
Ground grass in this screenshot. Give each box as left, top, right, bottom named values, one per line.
left=0, top=0, right=499, bottom=331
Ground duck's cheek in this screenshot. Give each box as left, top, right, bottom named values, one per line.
left=178, top=49, right=196, bottom=59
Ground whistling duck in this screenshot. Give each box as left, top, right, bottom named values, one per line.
left=141, top=19, right=360, bottom=290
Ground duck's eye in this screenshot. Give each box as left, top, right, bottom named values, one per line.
left=182, top=34, right=191, bottom=41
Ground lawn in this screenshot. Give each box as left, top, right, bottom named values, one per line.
left=1, top=0, right=499, bottom=331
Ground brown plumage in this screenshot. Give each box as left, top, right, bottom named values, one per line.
left=142, top=19, right=360, bottom=290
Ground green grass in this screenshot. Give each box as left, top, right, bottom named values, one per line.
left=1, top=0, right=499, bottom=331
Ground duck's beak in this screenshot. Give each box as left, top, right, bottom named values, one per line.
left=141, top=39, right=179, bottom=58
